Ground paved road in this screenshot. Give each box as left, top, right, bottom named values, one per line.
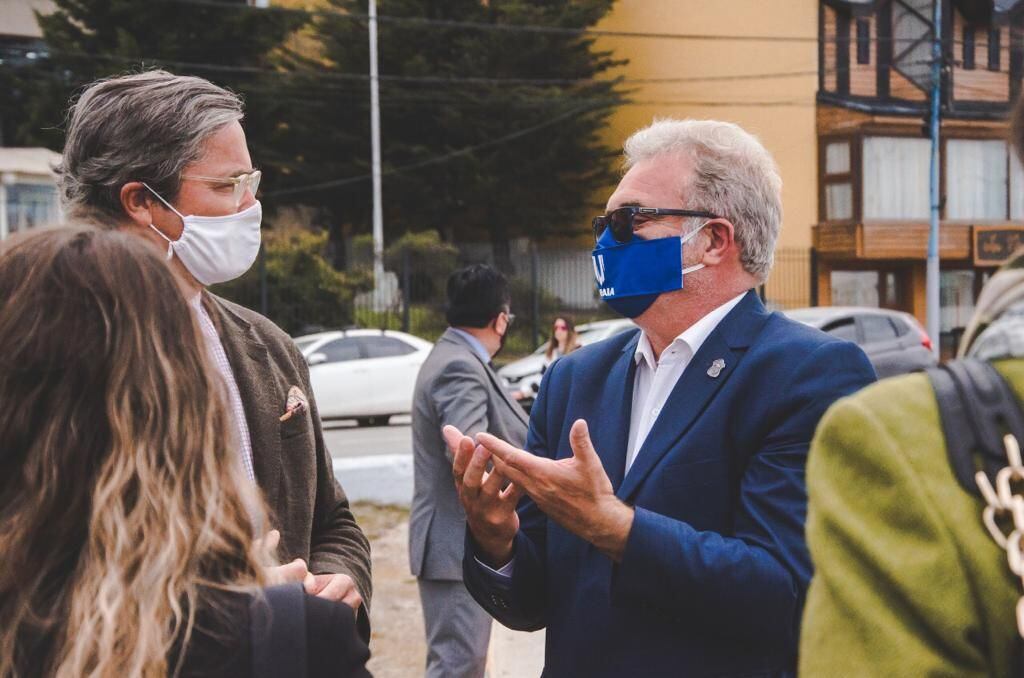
left=323, top=415, right=412, bottom=459
left=324, top=416, right=414, bottom=505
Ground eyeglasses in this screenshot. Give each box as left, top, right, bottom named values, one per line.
left=553, top=323, right=568, bottom=330
left=592, top=206, right=719, bottom=244
left=181, top=169, right=262, bottom=208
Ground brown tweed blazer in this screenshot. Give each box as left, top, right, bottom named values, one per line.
left=201, top=292, right=372, bottom=635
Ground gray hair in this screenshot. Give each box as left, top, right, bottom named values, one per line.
left=56, top=70, right=244, bottom=226
left=622, top=119, right=783, bottom=282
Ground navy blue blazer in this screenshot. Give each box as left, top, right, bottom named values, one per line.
left=463, top=291, right=877, bottom=677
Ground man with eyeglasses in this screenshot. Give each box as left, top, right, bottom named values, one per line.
left=55, top=70, right=372, bottom=638
left=445, top=119, right=877, bottom=677
left=410, top=264, right=529, bottom=678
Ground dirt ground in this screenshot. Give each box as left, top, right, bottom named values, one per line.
left=351, top=502, right=427, bottom=678
left=352, top=502, right=545, bottom=678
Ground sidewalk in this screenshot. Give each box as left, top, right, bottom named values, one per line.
left=488, top=624, right=545, bottom=678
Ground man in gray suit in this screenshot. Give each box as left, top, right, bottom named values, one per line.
left=411, top=264, right=529, bottom=678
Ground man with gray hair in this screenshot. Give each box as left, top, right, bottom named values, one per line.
left=444, top=119, right=877, bottom=676
left=56, top=70, right=372, bottom=636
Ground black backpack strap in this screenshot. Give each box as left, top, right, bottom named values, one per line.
left=250, top=583, right=308, bottom=678
left=927, top=359, right=1024, bottom=495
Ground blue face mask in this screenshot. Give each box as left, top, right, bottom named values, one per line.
left=591, top=223, right=708, bottom=318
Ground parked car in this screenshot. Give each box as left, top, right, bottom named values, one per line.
left=294, top=329, right=434, bottom=426
left=498, top=318, right=638, bottom=407
left=783, top=306, right=937, bottom=378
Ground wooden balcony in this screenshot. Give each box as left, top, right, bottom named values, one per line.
left=815, top=221, right=1024, bottom=266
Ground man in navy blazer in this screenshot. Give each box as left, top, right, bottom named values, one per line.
left=444, top=119, right=877, bottom=677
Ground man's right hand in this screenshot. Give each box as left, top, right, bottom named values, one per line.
left=443, top=424, right=522, bottom=567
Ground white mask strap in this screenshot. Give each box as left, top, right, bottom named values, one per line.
left=680, top=220, right=711, bottom=246
left=680, top=220, right=712, bottom=275
left=148, top=223, right=174, bottom=261
left=141, top=182, right=184, bottom=261
left=141, top=182, right=186, bottom=220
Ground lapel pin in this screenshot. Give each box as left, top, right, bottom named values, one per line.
left=707, top=358, right=726, bottom=378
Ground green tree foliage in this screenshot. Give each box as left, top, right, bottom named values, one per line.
left=214, top=226, right=371, bottom=335
left=1, top=0, right=626, bottom=281
left=383, top=230, right=458, bottom=304
left=273, top=0, right=627, bottom=265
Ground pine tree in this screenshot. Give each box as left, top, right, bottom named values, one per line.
left=276, top=0, right=628, bottom=266
left=3, top=0, right=303, bottom=187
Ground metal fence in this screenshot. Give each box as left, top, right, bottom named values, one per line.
left=761, top=247, right=814, bottom=311
left=346, top=239, right=620, bottom=358
left=217, top=240, right=815, bottom=360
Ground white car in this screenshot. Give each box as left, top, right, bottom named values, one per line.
left=498, top=318, right=638, bottom=403
left=294, top=329, right=434, bottom=426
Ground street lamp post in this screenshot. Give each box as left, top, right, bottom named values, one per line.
left=369, top=0, right=385, bottom=302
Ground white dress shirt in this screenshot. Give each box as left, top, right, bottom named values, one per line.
left=189, top=294, right=256, bottom=482
left=478, top=291, right=748, bottom=578
left=625, top=291, right=747, bottom=473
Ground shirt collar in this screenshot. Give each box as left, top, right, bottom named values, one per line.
left=450, top=327, right=493, bottom=364
left=634, top=291, right=748, bottom=368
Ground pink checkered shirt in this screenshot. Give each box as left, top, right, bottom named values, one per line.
left=189, top=294, right=256, bottom=483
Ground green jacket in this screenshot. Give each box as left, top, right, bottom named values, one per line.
left=800, top=360, right=1024, bottom=677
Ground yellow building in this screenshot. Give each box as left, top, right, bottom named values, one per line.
left=597, top=0, right=820, bottom=308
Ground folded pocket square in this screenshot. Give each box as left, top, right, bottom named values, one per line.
left=279, top=385, right=309, bottom=422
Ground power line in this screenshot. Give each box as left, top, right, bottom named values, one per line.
left=0, top=67, right=826, bottom=109
left=177, top=0, right=822, bottom=43
left=263, top=94, right=820, bottom=201
left=264, top=100, right=615, bottom=198
left=0, top=44, right=925, bottom=89
left=172, top=0, right=949, bottom=45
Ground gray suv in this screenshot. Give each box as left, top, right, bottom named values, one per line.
left=784, top=307, right=937, bottom=379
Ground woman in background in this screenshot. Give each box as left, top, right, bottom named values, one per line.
left=543, top=316, right=582, bottom=367
left=0, top=227, right=369, bottom=678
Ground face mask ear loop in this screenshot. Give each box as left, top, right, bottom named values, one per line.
left=680, top=220, right=711, bottom=276
left=147, top=223, right=175, bottom=261
left=141, top=182, right=185, bottom=261
left=141, top=182, right=186, bottom=220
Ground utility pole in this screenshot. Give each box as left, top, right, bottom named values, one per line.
left=369, top=0, right=385, bottom=301
left=926, top=0, right=942, bottom=359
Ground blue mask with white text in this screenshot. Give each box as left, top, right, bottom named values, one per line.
left=591, top=224, right=707, bottom=318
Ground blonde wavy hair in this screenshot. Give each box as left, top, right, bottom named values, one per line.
left=0, top=227, right=272, bottom=677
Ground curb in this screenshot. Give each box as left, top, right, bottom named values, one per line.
left=333, top=454, right=414, bottom=506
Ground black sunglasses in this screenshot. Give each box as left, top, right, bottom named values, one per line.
left=592, top=206, right=719, bottom=244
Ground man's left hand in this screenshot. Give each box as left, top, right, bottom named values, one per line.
left=305, top=572, right=363, bottom=609
left=476, top=419, right=634, bottom=562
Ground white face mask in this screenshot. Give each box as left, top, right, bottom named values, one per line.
left=143, top=182, right=262, bottom=286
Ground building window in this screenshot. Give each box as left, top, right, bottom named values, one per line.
left=989, top=26, right=1002, bottom=71
left=5, top=183, right=59, bottom=236
left=827, top=184, right=853, bottom=220
left=826, top=141, right=851, bottom=174
left=831, top=270, right=907, bottom=310
left=1011, top=151, right=1024, bottom=220
left=823, top=140, right=853, bottom=221
left=862, top=137, right=931, bottom=219
left=836, top=11, right=851, bottom=93
left=963, top=26, right=975, bottom=70
left=831, top=271, right=881, bottom=307
left=856, top=18, right=871, bottom=65
left=940, top=270, right=976, bottom=335
left=946, top=139, right=1008, bottom=219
